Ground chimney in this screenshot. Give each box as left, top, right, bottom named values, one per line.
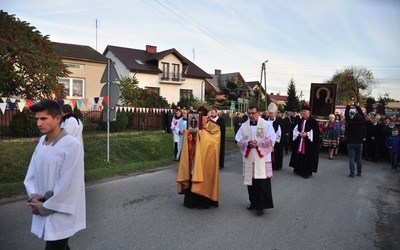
left=215, top=69, right=221, bottom=75
left=146, top=45, right=157, bottom=54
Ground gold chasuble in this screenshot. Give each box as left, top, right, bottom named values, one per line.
left=177, top=120, right=221, bottom=202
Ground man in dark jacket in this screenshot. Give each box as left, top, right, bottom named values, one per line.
left=345, top=101, right=366, bottom=177
left=210, top=108, right=226, bottom=169
left=366, top=115, right=385, bottom=163
left=233, top=112, right=244, bottom=144
left=280, top=111, right=291, bottom=154
left=266, top=103, right=284, bottom=170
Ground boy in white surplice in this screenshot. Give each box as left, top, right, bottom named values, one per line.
left=24, top=99, right=86, bottom=249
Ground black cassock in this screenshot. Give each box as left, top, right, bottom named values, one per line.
left=216, top=116, right=226, bottom=169
left=289, top=117, right=320, bottom=177
left=268, top=118, right=284, bottom=170
left=280, top=116, right=290, bottom=154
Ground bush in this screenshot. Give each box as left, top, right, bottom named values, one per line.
left=177, top=94, right=201, bottom=110
left=99, top=110, right=129, bottom=132
left=73, top=107, right=83, bottom=119
left=9, top=110, right=39, bottom=137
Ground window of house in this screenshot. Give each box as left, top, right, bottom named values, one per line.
left=180, top=89, right=192, bottom=99
left=145, top=87, right=160, bottom=96
left=162, top=62, right=169, bottom=79
left=135, top=59, right=144, bottom=65
left=172, top=64, right=180, bottom=81
left=60, top=78, right=84, bottom=97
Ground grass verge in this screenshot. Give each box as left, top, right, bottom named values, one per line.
left=0, top=128, right=237, bottom=199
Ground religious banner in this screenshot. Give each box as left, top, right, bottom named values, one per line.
left=187, top=111, right=202, bottom=133
left=309, top=83, right=337, bottom=120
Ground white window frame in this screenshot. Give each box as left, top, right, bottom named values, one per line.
left=60, top=78, right=85, bottom=98
left=162, top=62, right=169, bottom=79
left=172, top=64, right=180, bottom=81
left=180, top=89, right=193, bottom=99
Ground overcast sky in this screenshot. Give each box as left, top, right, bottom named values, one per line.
left=2, top=0, right=400, bottom=102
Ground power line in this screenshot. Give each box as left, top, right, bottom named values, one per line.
left=142, top=0, right=260, bottom=67
left=142, top=1, right=400, bottom=85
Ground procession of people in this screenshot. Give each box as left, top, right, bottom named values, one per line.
left=22, top=98, right=399, bottom=250
left=173, top=99, right=400, bottom=218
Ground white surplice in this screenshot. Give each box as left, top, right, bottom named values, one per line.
left=24, top=134, right=86, bottom=241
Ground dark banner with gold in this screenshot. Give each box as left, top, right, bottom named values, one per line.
left=309, top=83, right=337, bottom=120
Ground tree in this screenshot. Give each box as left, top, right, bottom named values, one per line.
left=177, top=94, right=201, bottom=110
left=365, top=97, right=375, bottom=114
left=376, top=97, right=386, bottom=115
left=119, top=76, right=168, bottom=129
left=204, top=88, right=214, bottom=104
left=250, top=88, right=266, bottom=111
left=285, top=78, right=300, bottom=112
left=216, top=75, right=248, bottom=108
left=119, top=76, right=168, bottom=108
left=378, top=93, right=396, bottom=103
left=0, top=11, right=69, bottom=99
left=326, top=66, right=377, bottom=105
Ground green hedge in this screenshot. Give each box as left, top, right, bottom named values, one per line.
left=99, top=110, right=129, bottom=132
left=9, top=110, right=39, bottom=137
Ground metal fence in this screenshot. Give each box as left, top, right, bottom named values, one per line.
left=0, top=108, right=234, bottom=140
left=0, top=109, right=169, bottom=140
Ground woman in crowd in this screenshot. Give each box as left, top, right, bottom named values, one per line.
left=335, top=114, right=345, bottom=155
left=322, top=114, right=341, bottom=159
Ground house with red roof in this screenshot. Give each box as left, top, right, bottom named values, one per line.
left=205, top=69, right=252, bottom=105
left=103, top=45, right=211, bottom=104
left=269, top=92, right=287, bottom=108
left=247, top=81, right=266, bottom=101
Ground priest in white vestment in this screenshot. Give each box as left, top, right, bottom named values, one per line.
left=235, top=105, right=276, bottom=216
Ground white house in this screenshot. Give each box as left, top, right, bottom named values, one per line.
left=103, top=45, right=211, bottom=104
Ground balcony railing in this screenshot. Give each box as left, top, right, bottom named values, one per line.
left=159, top=72, right=186, bottom=84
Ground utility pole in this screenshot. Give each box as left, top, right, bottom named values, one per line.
left=257, top=60, right=269, bottom=110
left=95, top=19, right=98, bottom=51
left=298, top=91, right=304, bottom=101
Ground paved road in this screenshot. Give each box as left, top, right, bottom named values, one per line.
left=1, top=148, right=399, bottom=250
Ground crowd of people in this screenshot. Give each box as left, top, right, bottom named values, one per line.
left=173, top=101, right=400, bottom=217
left=22, top=99, right=399, bottom=250
left=233, top=103, right=400, bottom=174
left=318, top=102, right=400, bottom=174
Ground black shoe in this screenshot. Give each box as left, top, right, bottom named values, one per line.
left=356, top=173, right=361, bottom=177
left=348, top=174, right=354, bottom=178
left=247, top=204, right=254, bottom=210
left=303, top=174, right=311, bottom=179
left=256, top=209, right=264, bottom=216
